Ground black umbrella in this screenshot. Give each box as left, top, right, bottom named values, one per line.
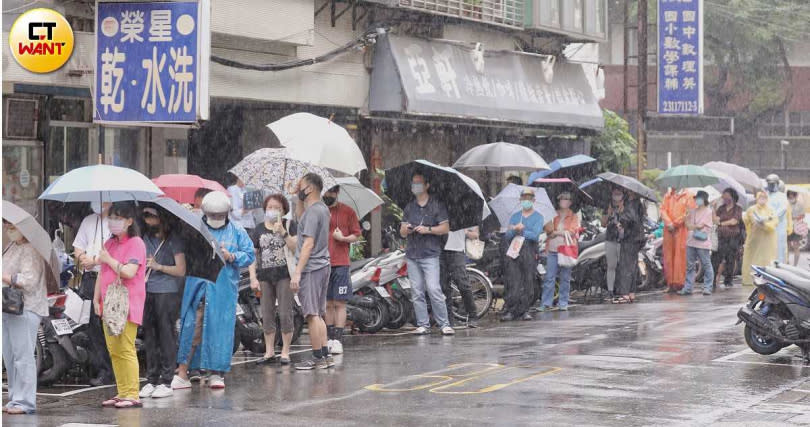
left=143, top=197, right=226, bottom=282
left=579, top=172, right=659, bottom=208
left=384, top=160, right=489, bottom=231
left=530, top=178, right=593, bottom=211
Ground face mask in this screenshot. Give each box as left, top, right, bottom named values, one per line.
left=206, top=218, right=226, bottom=229
left=322, top=196, right=336, bottom=206
left=757, top=199, right=767, bottom=206
left=108, top=218, right=127, bottom=235
left=411, top=183, right=425, bottom=196
left=723, top=197, right=732, bottom=205
left=695, top=198, right=704, bottom=207
left=559, top=200, right=572, bottom=209
left=265, top=209, right=280, bottom=222
left=789, top=199, right=797, bottom=205
left=612, top=194, right=623, bottom=203
left=297, top=187, right=309, bottom=202
left=521, top=200, right=534, bottom=210
left=6, top=229, right=23, bottom=242
left=146, top=224, right=161, bottom=235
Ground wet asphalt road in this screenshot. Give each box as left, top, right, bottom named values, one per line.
left=5, top=255, right=810, bottom=426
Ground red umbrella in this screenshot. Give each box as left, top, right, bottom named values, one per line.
left=152, top=174, right=228, bottom=204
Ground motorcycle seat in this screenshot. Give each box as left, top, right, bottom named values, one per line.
left=578, top=233, right=605, bottom=252
left=350, top=258, right=375, bottom=272
left=774, top=262, right=810, bottom=281
left=763, top=267, right=810, bottom=292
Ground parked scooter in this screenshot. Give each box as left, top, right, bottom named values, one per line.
left=737, top=262, right=810, bottom=363
left=37, top=293, right=89, bottom=385
left=347, top=251, right=404, bottom=333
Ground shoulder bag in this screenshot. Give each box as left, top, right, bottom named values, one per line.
left=556, top=216, right=579, bottom=268
left=2, top=244, right=24, bottom=315
left=465, top=238, right=485, bottom=260
left=103, top=266, right=129, bottom=336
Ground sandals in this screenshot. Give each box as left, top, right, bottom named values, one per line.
left=612, top=296, right=632, bottom=304
left=6, top=407, right=27, bottom=415
left=114, top=399, right=142, bottom=409
left=279, top=356, right=291, bottom=365
left=256, top=354, right=278, bottom=365
left=102, top=397, right=122, bottom=407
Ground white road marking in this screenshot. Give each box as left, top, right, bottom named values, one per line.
left=713, top=348, right=809, bottom=368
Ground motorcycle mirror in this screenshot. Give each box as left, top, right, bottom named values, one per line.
left=362, top=221, right=371, bottom=231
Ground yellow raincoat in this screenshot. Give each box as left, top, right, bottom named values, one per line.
left=741, top=201, right=778, bottom=286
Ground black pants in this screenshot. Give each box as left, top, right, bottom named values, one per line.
left=79, top=272, right=113, bottom=380
left=503, top=241, right=536, bottom=317
left=712, top=236, right=740, bottom=286
left=440, top=251, right=477, bottom=325
left=142, top=292, right=181, bottom=386
left=615, top=240, right=643, bottom=296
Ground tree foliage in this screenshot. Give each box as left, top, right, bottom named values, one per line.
left=590, top=109, right=637, bottom=174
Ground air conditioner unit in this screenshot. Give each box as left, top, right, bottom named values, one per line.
left=5, top=98, right=39, bottom=139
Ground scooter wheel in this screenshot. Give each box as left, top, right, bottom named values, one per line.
left=744, top=325, right=784, bottom=355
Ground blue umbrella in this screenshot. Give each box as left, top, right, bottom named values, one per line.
left=529, top=154, right=597, bottom=182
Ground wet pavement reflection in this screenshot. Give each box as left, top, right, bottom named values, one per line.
left=5, top=283, right=810, bottom=426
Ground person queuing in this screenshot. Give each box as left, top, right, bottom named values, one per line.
left=613, top=191, right=645, bottom=304
left=138, top=207, right=186, bottom=400
left=441, top=226, right=481, bottom=328
left=787, top=189, right=806, bottom=266
left=765, top=174, right=790, bottom=263
left=192, top=188, right=212, bottom=215
left=400, top=172, right=454, bottom=335
left=72, top=201, right=114, bottom=387
left=173, top=191, right=255, bottom=389
left=541, top=192, right=580, bottom=312
left=2, top=220, right=49, bottom=415
left=679, top=191, right=715, bottom=296
left=742, top=192, right=779, bottom=286
left=93, top=202, right=147, bottom=409
left=248, top=194, right=298, bottom=366
left=501, top=188, right=544, bottom=321
left=711, top=189, right=743, bottom=288
left=323, top=186, right=362, bottom=355
left=661, top=188, right=695, bottom=293
left=292, top=173, right=336, bottom=369
left=224, top=172, right=254, bottom=230
left=601, top=190, right=623, bottom=298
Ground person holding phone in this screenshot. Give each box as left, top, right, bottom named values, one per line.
left=680, top=191, right=715, bottom=296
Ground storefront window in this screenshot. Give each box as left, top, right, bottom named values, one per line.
left=540, top=0, right=561, bottom=27
left=2, top=142, right=44, bottom=218
left=47, top=124, right=92, bottom=183
left=101, top=127, right=142, bottom=169
left=165, top=139, right=188, bottom=174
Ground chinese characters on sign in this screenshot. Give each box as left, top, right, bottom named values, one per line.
left=658, top=0, right=702, bottom=115
left=95, top=1, right=206, bottom=123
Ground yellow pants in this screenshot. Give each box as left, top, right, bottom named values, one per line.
left=104, top=321, right=139, bottom=400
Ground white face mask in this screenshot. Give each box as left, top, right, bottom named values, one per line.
left=108, top=218, right=127, bottom=235
left=206, top=218, right=226, bottom=229
left=265, top=209, right=280, bottom=222
left=6, top=228, right=23, bottom=242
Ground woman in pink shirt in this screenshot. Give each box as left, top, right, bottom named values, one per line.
left=679, top=190, right=715, bottom=296
left=92, top=202, right=146, bottom=409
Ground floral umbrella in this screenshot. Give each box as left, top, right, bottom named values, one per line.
left=229, top=148, right=337, bottom=195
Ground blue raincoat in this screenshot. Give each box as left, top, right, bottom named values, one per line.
left=176, top=221, right=254, bottom=373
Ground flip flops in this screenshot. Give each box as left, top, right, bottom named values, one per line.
left=102, top=397, right=121, bottom=407
left=114, top=399, right=142, bottom=409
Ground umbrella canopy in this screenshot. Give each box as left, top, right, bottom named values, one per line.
left=530, top=178, right=594, bottom=212
left=452, top=142, right=550, bottom=172
left=152, top=174, right=228, bottom=205
left=144, top=197, right=225, bottom=282
left=489, top=184, right=556, bottom=228
left=703, top=161, right=762, bottom=193
left=655, top=165, right=719, bottom=190
left=528, top=154, right=597, bottom=182
left=2, top=200, right=60, bottom=291
left=267, top=113, right=366, bottom=175
left=384, top=160, right=489, bottom=231
left=39, top=165, right=163, bottom=203
left=787, top=185, right=810, bottom=214
left=331, top=177, right=384, bottom=219
left=580, top=172, right=659, bottom=207
left=709, top=171, right=747, bottom=205
left=229, top=148, right=337, bottom=196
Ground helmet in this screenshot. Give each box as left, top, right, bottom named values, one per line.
left=200, top=191, right=231, bottom=214
left=765, top=174, right=780, bottom=184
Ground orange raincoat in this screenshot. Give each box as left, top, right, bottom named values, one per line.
left=661, top=189, right=696, bottom=289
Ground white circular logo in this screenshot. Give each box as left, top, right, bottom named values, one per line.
left=101, top=16, right=119, bottom=37
left=176, top=14, right=194, bottom=36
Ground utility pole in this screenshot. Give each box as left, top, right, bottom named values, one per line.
left=636, top=0, right=648, bottom=179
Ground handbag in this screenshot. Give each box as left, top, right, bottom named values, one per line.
left=692, top=230, right=708, bottom=241
left=557, top=232, right=579, bottom=268
left=102, top=267, right=129, bottom=336
left=3, top=286, right=24, bottom=315
left=506, top=236, right=525, bottom=259
left=794, top=220, right=808, bottom=237
left=465, top=238, right=485, bottom=260
left=282, top=220, right=298, bottom=277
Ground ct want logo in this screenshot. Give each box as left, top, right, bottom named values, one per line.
left=8, top=8, right=74, bottom=73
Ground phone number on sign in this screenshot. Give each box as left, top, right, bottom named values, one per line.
left=661, top=101, right=699, bottom=113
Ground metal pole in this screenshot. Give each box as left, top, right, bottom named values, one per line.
left=636, top=0, right=648, bottom=179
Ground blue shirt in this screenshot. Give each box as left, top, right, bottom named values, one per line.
left=144, top=233, right=185, bottom=293
left=402, top=196, right=449, bottom=259
left=504, top=211, right=544, bottom=242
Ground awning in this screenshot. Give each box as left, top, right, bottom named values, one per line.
left=369, top=34, right=604, bottom=130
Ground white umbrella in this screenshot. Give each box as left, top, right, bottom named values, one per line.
left=267, top=113, right=366, bottom=175
left=2, top=200, right=60, bottom=291
left=39, top=165, right=163, bottom=203
left=452, top=142, right=550, bottom=172
left=331, top=177, right=384, bottom=219
left=489, top=184, right=556, bottom=228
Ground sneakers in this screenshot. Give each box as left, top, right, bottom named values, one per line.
left=702, top=290, right=712, bottom=296
left=441, top=326, right=455, bottom=335
left=329, top=340, right=344, bottom=355
left=500, top=313, right=515, bottom=321
left=677, top=290, right=693, bottom=296
left=325, top=356, right=336, bottom=368
left=171, top=375, right=192, bottom=390
left=139, top=383, right=155, bottom=398
left=208, top=375, right=225, bottom=389
left=151, top=384, right=173, bottom=398
left=521, top=313, right=533, bottom=321
left=295, top=358, right=329, bottom=370
left=559, top=306, right=569, bottom=312
left=412, top=326, right=430, bottom=335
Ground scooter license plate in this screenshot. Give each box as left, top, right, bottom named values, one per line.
left=375, top=286, right=391, bottom=298
left=51, top=318, right=72, bottom=336
left=398, top=278, right=412, bottom=289
left=235, top=304, right=245, bottom=316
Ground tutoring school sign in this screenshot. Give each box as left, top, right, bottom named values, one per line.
left=657, top=0, right=703, bottom=115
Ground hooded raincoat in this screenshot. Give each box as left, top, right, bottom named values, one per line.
left=661, top=189, right=696, bottom=289
left=176, top=221, right=255, bottom=372
left=767, top=190, right=791, bottom=263
left=742, top=201, right=778, bottom=286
